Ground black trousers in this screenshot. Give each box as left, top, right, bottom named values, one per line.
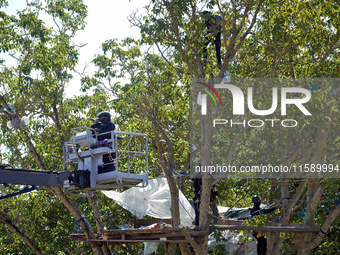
left=194, top=197, right=200, bottom=226
left=193, top=197, right=219, bottom=226
left=98, top=153, right=115, bottom=174
left=203, top=32, right=222, bottom=67
left=253, top=231, right=267, bottom=255
left=257, top=236, right=267, bottom=255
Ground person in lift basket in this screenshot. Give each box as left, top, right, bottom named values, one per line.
left=91, top=111, right=116, bottom=173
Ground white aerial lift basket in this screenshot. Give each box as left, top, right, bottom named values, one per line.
left=63, top=127, right=148, bottom=190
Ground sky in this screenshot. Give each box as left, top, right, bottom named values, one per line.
left=3, top=0, right=150, bottom=97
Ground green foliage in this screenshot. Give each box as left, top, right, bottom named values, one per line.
left=245, top=213, right=268, bottom=228
left=82, top=38, right=190, bottom=179
left=1, top=0, right=339, bottom=254
left=0, top=191, right=92, bottom=254
left=0, top=1, right=104, bottom=254
left=137, top=0, right=340, bottom=253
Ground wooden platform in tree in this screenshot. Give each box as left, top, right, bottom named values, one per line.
left=217, top=218, right=322, bottom=233
left=69, top=223, right=322, bottom=245
left=69, top=227, right=207, bottom=245
left=211, top=224, right=321, bottom=233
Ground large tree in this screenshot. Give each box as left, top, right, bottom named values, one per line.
left=125, top=0, right=340, bottom=254
left=0, top=1, right=115, bottom=254
left=1, top=0, right=339, bottom=254
left=81, top=37, right=192, bottom=254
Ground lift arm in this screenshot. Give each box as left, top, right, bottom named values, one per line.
left=0, top=165, right=71, bottom=187
left=0, top=165, right=85, bottom=200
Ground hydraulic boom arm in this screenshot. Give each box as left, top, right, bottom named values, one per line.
left=0, top=165, right=72, bottom=200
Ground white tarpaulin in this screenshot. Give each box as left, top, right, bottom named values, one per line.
left=102, top=177, right=195, bottom=226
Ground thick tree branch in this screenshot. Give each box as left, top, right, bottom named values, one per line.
left=0, top=210, right=44, bottom=255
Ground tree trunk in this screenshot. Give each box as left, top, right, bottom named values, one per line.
left=88, top=191, right=112, bottom=255
left=21, top=126, right=104, bottom=255
left=197, top=103, right=213, bottom=254
left=297, top=204, right=340, bottom=254
left=165, top=172, right=181, bottom=255
left=53, top=187, right=104, bottom=255
left=179, top=243, right=194, bottom=255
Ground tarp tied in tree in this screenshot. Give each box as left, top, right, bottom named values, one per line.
left=103, top=178, right=195, bottom=226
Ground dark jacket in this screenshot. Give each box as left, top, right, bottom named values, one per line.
left=205, top=14, right=222, bottom=33
left=91, top=121, right=115, bottom=141
left=191, top=177, right=218, bottom=201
